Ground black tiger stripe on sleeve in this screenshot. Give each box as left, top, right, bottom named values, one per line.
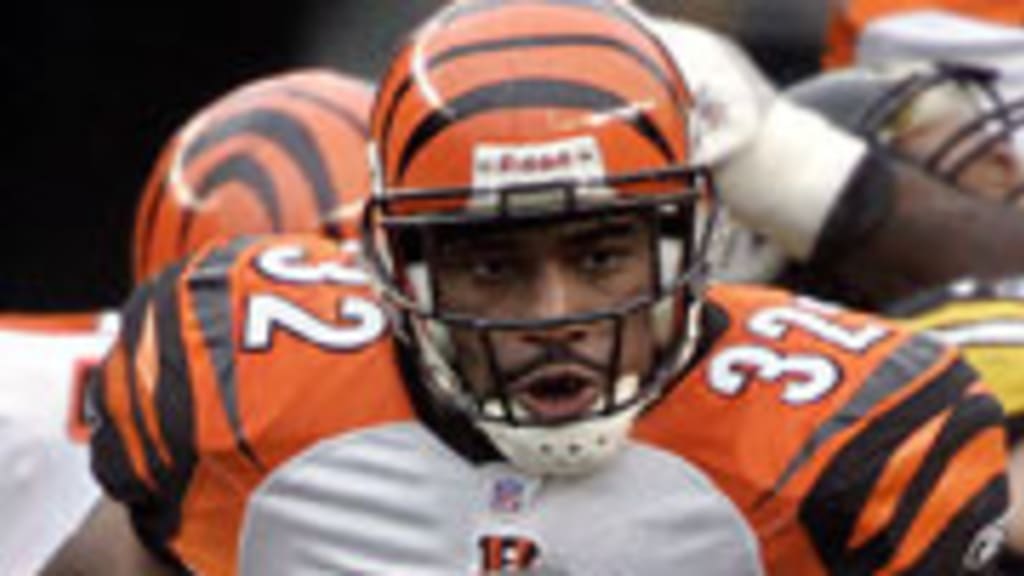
left=395, top=78, right=677, bottom=183
left=768, top=336, right=947, bottom=499
left=141, top=258, right=199, bottom=556
left=188, top=237, right=265, bottom=470
left=798, top=357, right=985, bottom=571
left=902, top=475, right=1008, bottom=575
left=89, top=261, right=198, bottom=566
left=89, top=279, right=159, bottom=502
left=846, top=392, right=1006, bottom=574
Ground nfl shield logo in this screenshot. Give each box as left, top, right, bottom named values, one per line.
left=490, top=477, right=526, bottom=514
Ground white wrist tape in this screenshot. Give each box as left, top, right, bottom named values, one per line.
left=715, top=98, right=869, bottom=260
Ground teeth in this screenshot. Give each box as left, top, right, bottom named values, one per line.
left=510, top=400, right=529, bottom=420
left=482, top=400, right=504, bottom=418
left=592, top=374, right=639, bottom=413
left=613, top=374, right=640, bottom=405
left=483, top=398, right=529, bottom=420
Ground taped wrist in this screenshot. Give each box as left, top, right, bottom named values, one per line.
left=715, top=98, right=868, bottom=260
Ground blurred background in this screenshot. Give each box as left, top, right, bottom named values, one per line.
left=2, top=0, right=828, bottom=310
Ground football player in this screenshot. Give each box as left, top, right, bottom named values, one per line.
left=49, top=2, right=1008, bottom=574
left=650, top=12, right=1024, bottom=309
left=786, top=36, right=1024, bottom=571
left=783, top=59, right=1022, bottom=306
left=778, top=20, right=1024, bottom=565
left=2, top=69, right=371, bottom=574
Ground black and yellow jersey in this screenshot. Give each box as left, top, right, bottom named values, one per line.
left=889, top=277, right=1024, bottom=436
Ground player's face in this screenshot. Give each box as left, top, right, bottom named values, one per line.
left=427, top=212, right=657, bottom=424
left=893, top=111, right=1024, bottom=205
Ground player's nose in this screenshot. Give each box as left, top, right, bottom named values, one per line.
left=527, top=260, right=581, bottom=319
left=518, top=261, right=591, bottom=344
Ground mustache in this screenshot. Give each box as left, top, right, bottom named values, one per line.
left=500, top=342, right=609, bottom=385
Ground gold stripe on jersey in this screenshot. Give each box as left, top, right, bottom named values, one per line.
left=901, top=298, right=1024, bottom=418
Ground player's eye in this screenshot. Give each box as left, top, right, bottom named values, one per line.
left=469, top=256, right=512, bottom=282
left=579, top=247, right=627, bottom=275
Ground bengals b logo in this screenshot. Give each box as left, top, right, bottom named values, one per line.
left=478, top=534, right=541, bottom=573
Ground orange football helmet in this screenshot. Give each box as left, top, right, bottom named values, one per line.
left=362, top=0, right=716, bottom=475
left=133, top=70, right=373, bottom=283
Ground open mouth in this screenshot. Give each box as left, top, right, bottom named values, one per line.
left=509, top=367, right=603, bottom=423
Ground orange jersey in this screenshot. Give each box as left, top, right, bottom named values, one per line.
left=636, top=287, right=1007, bottom=574
left=823, top=0, right=1024, bottom=69
left=91, top=235, right=1008, bottom=574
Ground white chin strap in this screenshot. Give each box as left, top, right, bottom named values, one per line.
left=477, top=374, right=645, bottom=477
left=472, top=297, right=702, bottom=477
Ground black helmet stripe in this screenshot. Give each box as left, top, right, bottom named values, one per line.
left=177, top=153, right=283, bottom=257
left=281, top=87, right=370, bottom=139
left=396, top=78, right=677, bottom=183
left=183, top=108, right=348, bottom=232
left=382, top=33, right=683, bottom=169
left=378, top=32, right=682, bottom=173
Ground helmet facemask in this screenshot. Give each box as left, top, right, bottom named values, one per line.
left=362, top=167, right=716, bottom=475
left=858, top=63, right=1024, bottom=204
left=362, top=0, right=709, bottom=475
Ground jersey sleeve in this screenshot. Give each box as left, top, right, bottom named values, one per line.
left=799, top=350, right=1008, bottom=574
left=87, top=258, right=197, bottom=571
left=87, top=235, right=402, bottom=574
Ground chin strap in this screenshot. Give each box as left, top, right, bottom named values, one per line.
left=476, top=377, right=647, bottom=477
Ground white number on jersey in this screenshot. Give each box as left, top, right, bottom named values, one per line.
left=709, top=299, right=888, bottom=404
left=748, top=298, right=888, bottom=353
left=709, top=345, right=840, bottom=405
left=243, top=242, right=386, bottom=351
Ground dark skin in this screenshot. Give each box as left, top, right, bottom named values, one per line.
left=42, top=496, right=176, bottom=576
left=427, top=212, right=658, bottom=422
left=795, top=155, right=1024, bottom=309
left=803, top=131, right=1024, bottom=557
